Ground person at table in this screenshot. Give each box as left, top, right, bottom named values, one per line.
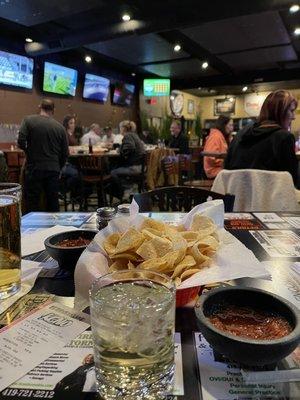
left=110, top=120, right=145, bottom=199
left=203, top=115, right=234, bottom=178
left=140, top=129, right=155, bottom=145
left=224, top=90, right=298, bottom=185
left=101, top=126, right=115, bottom=147
left=169, top=119, right=189, bottom=154
left=63, top=115, right=77, bottom=146
left=18, top=98, right=68, bottom=212
left=80, top=123, right=102, bottom=146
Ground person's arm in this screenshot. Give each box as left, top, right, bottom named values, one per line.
left=59, top=130, right=69, bottom=169
left=18, top=118, right=29, bottom=151
left=279, top=133, right=298, bottom=185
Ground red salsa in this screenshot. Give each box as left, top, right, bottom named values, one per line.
left=209, top=304, right=292, bottom=340
left=56, top=237, right=91, bottom=247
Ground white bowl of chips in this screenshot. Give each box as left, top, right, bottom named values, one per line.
left=102, top=215, right=219, bottom=306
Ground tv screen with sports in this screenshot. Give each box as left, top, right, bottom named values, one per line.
left=83, top=73, right=110, bottom=102
left=43, top=62, right=78, bottom=96
left=0, top=50, right=33, bottom=89
left=112, top=82, right=135, bottom=106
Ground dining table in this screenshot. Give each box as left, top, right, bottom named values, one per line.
left=1, top=210, right=300, bottom=400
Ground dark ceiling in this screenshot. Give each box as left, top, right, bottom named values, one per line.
left=1, top=0, right=300, bottom=94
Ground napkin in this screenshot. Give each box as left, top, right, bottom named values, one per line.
left=0, top=260, right=42, bottom=314
left=74, top=200, right=268, bottom=310
left=22, top=225, right=78, bottom=256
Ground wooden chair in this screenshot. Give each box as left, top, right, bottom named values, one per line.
left=161, top=155, right=179, bottom=186
left=77, top=155, right=110, bottom=210
left=133, top=186, right=235, bottom=212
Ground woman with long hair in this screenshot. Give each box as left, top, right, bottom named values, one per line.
left=63, top=115, right=77, bottom=146
left=203, top=115, right=234, bottom=178
left=224, top=90, right=298, bottom=184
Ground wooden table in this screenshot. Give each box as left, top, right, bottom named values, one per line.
left=2, top=211, right=299, bottom=400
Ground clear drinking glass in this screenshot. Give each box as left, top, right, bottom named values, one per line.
left=89, top=270, right=176, bottom=400
left=0, top=183, right=22, bottom=299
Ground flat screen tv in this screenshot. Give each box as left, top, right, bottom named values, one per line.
left=112, top=82, right=135, bottom=106
left=143, top=78, right=170, bottom=96
left=0, top=50, right=33, bottom=89
left=83, top=73, right=110, bottom=102
left=43, top=62, right=78, bottom=96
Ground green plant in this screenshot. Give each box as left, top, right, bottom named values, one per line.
left=195, top=113, right=202, bottom=139
left=159, top=113, right=172, bottom=140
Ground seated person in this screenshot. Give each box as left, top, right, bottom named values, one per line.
left=101, top=126, right=115, bottom=148
left=169, top=120, right=189, bottom=154
left=140, top=130, right=155, bottom=144
left=113, top=123, right=125, bottom=147
left=203, top=115, right=233, bottom=178
left=81, top=123, right=102, bottom=146
left=110, top=120, right=145, bottom=199
left=63, top=115, right=78, bottom=146
left=224, top=90, right=298, bottom=185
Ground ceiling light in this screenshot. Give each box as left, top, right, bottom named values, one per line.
left=242, top=86, right=248, bottom=92
left=25, top=38, right=33, bottom=43
left=290, top=4, right=300, bottom=13
left=174, top=44, right=181, bottom=52
left=131, top=72, right=136, bottom=77
left=229, top=97, right=234, bottom=102
left=294, top=27, right=300, bottom=35
left=122, top=13, right=131, bottom=21
left=198, top=87, right=202, bottom=90
left=85, top=55, right=92, bottom=63
left=202, top=61, right=209, bottom=69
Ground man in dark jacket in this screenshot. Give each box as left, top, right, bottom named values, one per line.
left=18, top=98, right=69, bottom=212
left=224, top=123, right=298, bottom=185
left=169, top=120, right=190, bottom=154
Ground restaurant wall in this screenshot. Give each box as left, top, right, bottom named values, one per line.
left=199, top=89, right=300, bottom=133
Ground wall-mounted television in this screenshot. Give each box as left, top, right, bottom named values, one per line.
left=83, top=73, right=110, bottom=102
left=43, top=62, right=78, bottom=96
left=112, top=82, right=135, bottom=106
left=143, top=78, right=170, bottom=97
left=0, top=50, right=33, bottom=89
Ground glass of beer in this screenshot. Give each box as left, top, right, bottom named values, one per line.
left=90, top=270, right=176, bottom=400
left=0, top=183, right=21, bottom=299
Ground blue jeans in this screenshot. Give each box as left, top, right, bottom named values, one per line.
left=110, top=165, right=142, bottom=199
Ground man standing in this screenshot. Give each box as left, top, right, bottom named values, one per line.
left=169, top=119, right=190, bottom=154
left=18, top=98, right=68, bottom=212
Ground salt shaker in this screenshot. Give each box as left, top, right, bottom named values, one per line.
left=96, top=207, right=117, bottom=230
left=116, top=203, right=131, bottom=217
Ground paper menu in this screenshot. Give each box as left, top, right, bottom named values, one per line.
left=0, top=303, right=90, bottom=391
left=8, top=332, right=184, bottom=397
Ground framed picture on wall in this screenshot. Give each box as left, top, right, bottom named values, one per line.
left=187, top=99, right=195, bottom=114
left=214, top=98, right=235, bottom=116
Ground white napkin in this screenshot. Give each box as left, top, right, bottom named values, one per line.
left=22, top=225, right=78, bottom=256
left=74, top=200, right=268, bottom=310
left=0, top=260, right=42, bottom=314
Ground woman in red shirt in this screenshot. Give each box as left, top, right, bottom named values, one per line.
left=204, top=115, right=234, bottom=178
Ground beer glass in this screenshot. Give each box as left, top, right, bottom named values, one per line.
left=90, top=270, right=176, bottom=399
left=0, top=183, right=21, bottom=299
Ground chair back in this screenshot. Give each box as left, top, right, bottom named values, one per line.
left=212, top=169, right=300, bottom=212
left=133, top=186, right=235, bottom=212
left=77, top=155, right=102, bottom=172
left=146, top=148, right=176, bottom=189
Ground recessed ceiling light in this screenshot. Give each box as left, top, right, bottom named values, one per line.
left=25, top=38, right=33, bottom=43
left=290, top=4, right=300, bottom=13
left=122, top=13, right=131, bottom=21
left=229, top=97, right=234, bottom=102
left=174, top=44, right=181, bottom=52
left=202, top=61, right=209, bottom=69
left=131, top=72, right=136, bottom=77
left=242, top=86, right=248, bottom=92
left=85, top=55, right=92, bottom=63
left=198, top=87, right=202, bottom=90
left=294, top=27, right=300, bottom=35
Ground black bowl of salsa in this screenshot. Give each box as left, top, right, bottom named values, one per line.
left=44, top=230, right=97, bottom=270
left=195, top=287, right=300, bottom=366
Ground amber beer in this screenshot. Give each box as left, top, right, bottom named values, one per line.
left=0, top=184, right=21, bottom=299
